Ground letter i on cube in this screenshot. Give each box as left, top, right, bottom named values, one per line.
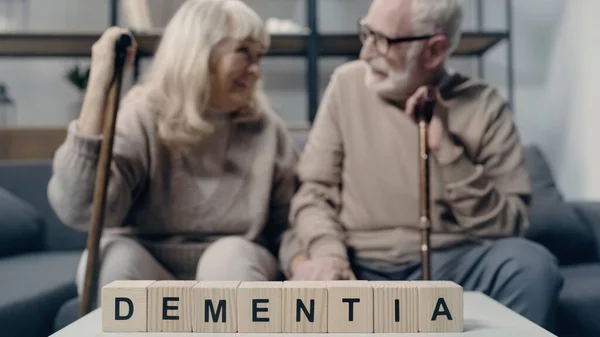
left=101, top=279, right=463, bottom=333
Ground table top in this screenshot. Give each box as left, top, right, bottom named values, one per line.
left=50, top=292, right=556, bottom=337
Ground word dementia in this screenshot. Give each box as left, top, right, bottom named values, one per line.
left=101, top=280, right=463, bottom=334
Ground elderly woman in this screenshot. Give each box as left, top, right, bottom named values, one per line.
left=47, top=0, right=302, bottom=308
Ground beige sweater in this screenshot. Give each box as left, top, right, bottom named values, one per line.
left=47, top=87, right=301, bottom=279
left=290, top=61, right=532, bottom=267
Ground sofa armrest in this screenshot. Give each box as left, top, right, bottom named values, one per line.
left=569, top=201, right=600, bottom=262
left=0, top=187, right=44, bottom=258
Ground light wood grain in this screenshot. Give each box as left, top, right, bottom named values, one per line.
left=326, top=281, right=373, bottom=333
left=371, top=281, right=418, bottom=333
left=55, top=292, right=558, bottom=337
left=237, top=282, right=283, bottom=333
left=415, top=280, right=463, bottom=333
left=147, top=280, right=197, bottom=332
left=282, top=281, right=328, bottom=333
left=101, top=280, right=156, bottom=332
left=192, top=281, right=240, bottom=333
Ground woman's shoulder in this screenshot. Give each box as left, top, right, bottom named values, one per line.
left=116, top=85, right=161, bottom=137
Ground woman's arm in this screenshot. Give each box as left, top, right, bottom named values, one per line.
left=47, top=95, right=151, bottom=232
left=47, top=27, right=147, bottom=231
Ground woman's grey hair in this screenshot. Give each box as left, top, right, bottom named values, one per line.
left=137, top=0, right=272, bottom=150
left=412, top=0, right=464, bottom=55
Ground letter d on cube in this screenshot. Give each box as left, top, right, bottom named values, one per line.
left=102, top=280, right=156, bottom=332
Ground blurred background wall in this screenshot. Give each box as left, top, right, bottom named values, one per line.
left=2, top=0, right=593, bottom=200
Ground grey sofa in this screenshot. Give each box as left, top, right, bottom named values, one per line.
left=0, top=138, right=599, bottom=337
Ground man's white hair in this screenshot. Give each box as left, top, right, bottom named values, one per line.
left=411, top=0, right=464, bottom=54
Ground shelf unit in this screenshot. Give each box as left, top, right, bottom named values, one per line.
left=0, top=0, right=514, bottom=124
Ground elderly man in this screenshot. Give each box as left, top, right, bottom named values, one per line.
left=287, top=0, right=563, bottom=331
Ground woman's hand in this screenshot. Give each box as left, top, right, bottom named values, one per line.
left=77, top=27, right=137, bottom=136
left=88, top=27, right=137, bottom=93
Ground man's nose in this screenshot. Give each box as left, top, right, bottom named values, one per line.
left=359, top=37, right=378, bottom=61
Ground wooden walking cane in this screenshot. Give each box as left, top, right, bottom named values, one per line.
left=416, top=86, right=436, bottom=281
left=79, top=34, right=133, bottom=317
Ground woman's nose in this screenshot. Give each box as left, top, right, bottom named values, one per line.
left=248, top=63, right=260, bottom=78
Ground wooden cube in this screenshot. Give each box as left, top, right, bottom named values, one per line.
left=147, top=280, right=198, bottom=332
left=101, top=280, right=156, bottom=332
left=371, top=281, right=418, bottom=333
left=415, top=280, right=463, bottom=333
left=192, top=281, right=240, bottom=333
left=282, top=281, right=328, bottom=333
left=326, top=281, right=373, bottom=333
left=237, top=282, right=283, bottom=333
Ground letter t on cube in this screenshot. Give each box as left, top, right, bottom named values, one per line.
left=101, top=280, right=156, bottom=332
left=327, top=281, right=373, bottom=333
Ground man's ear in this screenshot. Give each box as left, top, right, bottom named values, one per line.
left=424, top=35, right=449, bottom=69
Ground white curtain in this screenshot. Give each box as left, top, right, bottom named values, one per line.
left=542, top=0, right=600, bottom=200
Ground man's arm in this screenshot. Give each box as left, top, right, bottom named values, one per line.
left=433, top=88, right=531, bottom=237
left=289, top=71, right=348, bottom=260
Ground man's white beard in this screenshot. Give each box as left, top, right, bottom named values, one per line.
left=365, top=51, right=420, bottom=101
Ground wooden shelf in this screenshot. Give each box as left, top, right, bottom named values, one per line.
left=0, top=31, right=308, bottom=57
left=320, top=31, right=508, bottom=57
left=0, top=31, right=507, bottom=58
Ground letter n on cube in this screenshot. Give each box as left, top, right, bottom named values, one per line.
left=282, top=281, right=327, bottom=333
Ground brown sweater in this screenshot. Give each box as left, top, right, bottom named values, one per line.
left=47, top=86, right=301, bottom=279
left=290, top=61, right=532, bottom=267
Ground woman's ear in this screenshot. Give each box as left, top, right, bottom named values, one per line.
left=424, top=35, right=449, bottom=70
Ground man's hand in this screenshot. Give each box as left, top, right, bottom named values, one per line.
left=290, top=255, right=356, bottom=281
left=405, top=86, right=463, bottom=164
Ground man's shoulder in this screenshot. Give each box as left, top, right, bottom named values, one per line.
left=443, top=71, right=512, bottom=123
left=330, top=60, right=368, bottom=83
left=444, top=72, right=507, bottom=108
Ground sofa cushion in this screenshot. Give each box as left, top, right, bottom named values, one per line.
left=522, top=146, right=563, bottom=202
left=0, top=161, right=87, bottom=251
left=0, top=251, right=81, bottom=337
left=53, top=297, right=79, bottom=332
left=522, top=146, right=596, bottom=265
left=557, top=264, right=600, bottom=337
left=527, top=198, right=596, bottom=265
left=0, top=187, right=44, bottom=257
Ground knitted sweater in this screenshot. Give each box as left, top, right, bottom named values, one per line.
left=290, top=61, right=532, bottom=267
left=47, top=86, right=301, bottom=279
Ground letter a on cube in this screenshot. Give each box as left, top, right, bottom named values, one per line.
left=415, top=281, right=463, bottom=332
left=101, top=280, right=156, bottom=332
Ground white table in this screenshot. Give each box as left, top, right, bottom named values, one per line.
left=50, top=292, right=556, bottom=337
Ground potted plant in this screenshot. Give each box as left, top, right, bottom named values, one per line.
left=65, top=64, right=90, bottom=119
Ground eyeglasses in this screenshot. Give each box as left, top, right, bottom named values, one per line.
left=358, top=20, right=437, bottom=55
